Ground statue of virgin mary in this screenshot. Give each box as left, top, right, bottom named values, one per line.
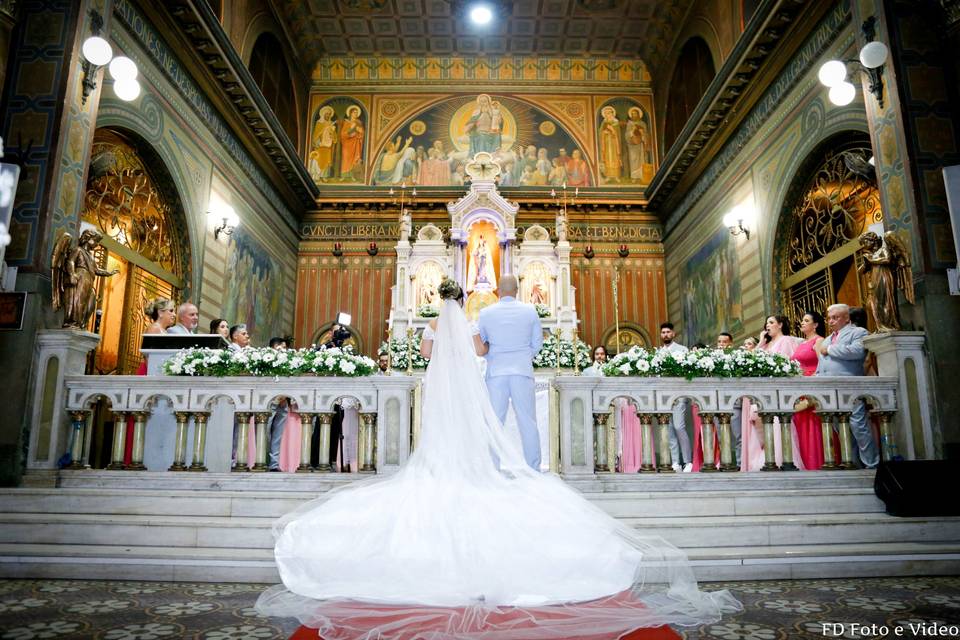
left=466, top=236, right=497, bottom=292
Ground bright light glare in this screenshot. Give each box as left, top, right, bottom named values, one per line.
left=470, top=5, right=493, bottom=24
left=113, top=78, right=141, bottom=101
left=818, top=60, right=847, bottom=87
left=828, top=81, right=856, bottom=106
left=81, top=36, right=112, bottom=66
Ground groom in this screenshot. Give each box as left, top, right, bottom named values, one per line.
left=477, top=275, right=544, bottom=470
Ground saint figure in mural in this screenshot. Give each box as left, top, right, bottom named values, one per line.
left=599, top=105, right=623, bottom=182
left=373, top=135, right=414, bottom=185
left=467, top=236, right=497, bottom=292
left=309, top=106, right=337, bottom=181
left=339, top=105, right=364, bottom=179
left=566, top=149, right=591, bottom=187
left=464, top=94, right=502, bottom=156
left=530, top=279, right=549, bottom=306
left=625, top=107, right=649, bottom=181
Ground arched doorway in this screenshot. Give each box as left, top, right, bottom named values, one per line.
left=773, top=136, right=882, bottom=331
left=81, top=128, right=191, bottom=375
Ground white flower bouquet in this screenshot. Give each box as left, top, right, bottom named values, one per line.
left=533, top=333, right=592, bottom=369
left=534, top=303, right=551, bottom=318
left=602, top=346, right=802, bottom=380
left=417, top=304, right=439, bottom=318
left=380, top=334, right=430, bottom=370
left=162, top=346, right=377, bottom=377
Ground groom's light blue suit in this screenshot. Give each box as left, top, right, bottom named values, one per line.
left=478, top=296, right=544, bottom=470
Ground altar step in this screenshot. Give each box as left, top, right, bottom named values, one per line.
left=2, top=470, right=959, bottom=582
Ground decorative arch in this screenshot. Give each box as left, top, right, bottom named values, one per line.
left=771, top=132, right=881, bottom=330
left=599, top=322, right=651, bottom=355
left=664, top=37, right=717, bottom=152
left=369, top=94, right=594, bottom=187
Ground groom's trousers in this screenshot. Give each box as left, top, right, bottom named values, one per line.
left=487, top=374, right=540, bottom=470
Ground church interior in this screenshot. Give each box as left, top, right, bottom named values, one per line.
left=1, top=0, right=960, bottom=637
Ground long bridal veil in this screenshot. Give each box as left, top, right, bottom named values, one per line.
left=256, top=299, right=740, bottom=638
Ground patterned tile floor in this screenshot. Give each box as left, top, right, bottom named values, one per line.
left=0, top=577, right=958, bottom=639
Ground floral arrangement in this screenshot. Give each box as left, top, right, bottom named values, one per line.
left=533, top=333, right=593, bottom=369
left=602, top=347, right=803, bottom=380
left=161, top=346, right=377, bottom=377
left=380, top=333, right=430, bottom=370
left=417, top=304, right=439, bottom=318
left=534, top=303, right=551, bottom=318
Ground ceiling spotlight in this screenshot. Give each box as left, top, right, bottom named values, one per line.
left=470, top=4, right=493, bottom=25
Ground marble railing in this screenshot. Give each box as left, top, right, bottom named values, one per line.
left=60, top=376, right=417, bottom=474
left=554, top=376, right=901, bottom=475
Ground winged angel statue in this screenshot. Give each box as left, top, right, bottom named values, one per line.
left=51, top=229, right=119, bottom=329
left=857, top=230, right=914, bottom=332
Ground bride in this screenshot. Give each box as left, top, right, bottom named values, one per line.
left=256, top=279, right=740, bottom=638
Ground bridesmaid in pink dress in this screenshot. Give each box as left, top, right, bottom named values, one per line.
left=791, top=311, right=839, bottom=469
left=740, top=316, right=805, bottom=471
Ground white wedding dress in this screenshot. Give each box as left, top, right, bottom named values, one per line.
left=256, top=300, right=740, bottom=638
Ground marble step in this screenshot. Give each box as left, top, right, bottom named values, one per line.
left=29, top=469, right=878, bottom=493
left=2, top=540, right=959, bottom=583
left=0, top=486, right=885, bottom=519
left=2, top=511, right=957, bottom=550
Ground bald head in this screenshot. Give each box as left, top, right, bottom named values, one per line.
left=499, top=274, right=518, bottom=297
left=177, top=303, right=199, bottom=331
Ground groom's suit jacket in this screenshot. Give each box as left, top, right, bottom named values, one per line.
left=477, top=297, right=543, bottom=379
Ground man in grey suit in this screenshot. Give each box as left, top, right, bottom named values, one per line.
left=167, top=302, right=199, bottom=335
left=659, top=322, right=693, bottom=472
left=816, top=303, right=879, bottom=468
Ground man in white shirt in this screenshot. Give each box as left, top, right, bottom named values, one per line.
left=659, top=322, right=692, bottom=472
left=583, top=345, right=607, bottom=377
left=167, top=302, right=199, bottom=335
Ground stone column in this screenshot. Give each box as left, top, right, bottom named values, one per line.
left=780, top=412, right=798, bottom=471
left=593, top=412, right=609, bottom=473
left=188, top=412, right=209, bottom=472
left=107, top=411, right=126, bottom=470
left=297, top=413, right=314, bottom=473
left=760, top=412, right=779, bottom=471
left=717, top=413, right=737, bottom=472
left=252, top=413, right=270, bottom=472
left=66, top=411, right=89, bottom=469
left=639, top=413, right=656, bottom=473
left=654, top=413, right=673, bottom=473
left=821, top=413, right=839, bottom=470
left=836, top=412, right=858, bottom=470
left=699, top=412, right=717, bottom=472
left=233, top=412, right=250, bottom=472
left=127, top=411, right=149, bottom=471
left=316, top=413, right=333, bottom=472
left=875, top=410, right=900, bottom=462
left=360, top=413, right=377, bottom=473
left=169, top=412, right=190, bottom=471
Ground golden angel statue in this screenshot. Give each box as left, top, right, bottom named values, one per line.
left=52, top=229, right=119, bottom=329
left=857, top=230, right=915, bottom=332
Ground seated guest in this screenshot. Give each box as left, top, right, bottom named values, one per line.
left=816, top=303, right=878, bottom=468
left=741, top=315, right=805, bottom=471
left=691, top=342, right=707, bottom=349
left=210, top=318, right=230, bottom=341
left=583, top=345, right=607, bottom=377
left=167, top=302, right=199, bottom=334
left=229, top=324, right=250, bottom=350
left=742, top=336, right=758, bottom=351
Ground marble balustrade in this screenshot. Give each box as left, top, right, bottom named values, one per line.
left=554, top=376, right=902, bottom=475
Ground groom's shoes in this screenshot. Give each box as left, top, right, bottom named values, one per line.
left=671, top=463, right=682, bottom=473
left=682, top=463, right=693, bottom=473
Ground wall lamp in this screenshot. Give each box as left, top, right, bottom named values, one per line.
left=723, top=204, right=753, bottom=240
left=80, top=9, right=141, bottom=104
left=818, top=17, right=889, bottom=108
left=208, top=204, right=239, bottom=241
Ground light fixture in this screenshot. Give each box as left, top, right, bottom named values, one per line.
left=723, top=205, right=752, bottom=240
left=470, top=4, right=493, bottom=24
left=79, top=10, right=141, bottom=105
left=208, top=203, right=239, bottom=240
left=818, top=17, right=889, bottom=108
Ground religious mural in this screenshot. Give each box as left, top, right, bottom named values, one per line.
left=681, top=228, right=742, bottom=344
left=596, top=99, right=654, bottom=186
left=371, top=95, right=593, bottom=188
left=224, top=229, right=285, bottom=342
left=308, top=98, right=367, bottom=184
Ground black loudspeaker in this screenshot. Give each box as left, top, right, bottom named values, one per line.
left=874, top=460, right=960, bottom=517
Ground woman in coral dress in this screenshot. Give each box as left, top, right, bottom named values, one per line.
left=791, top=311, right=840, bottom=469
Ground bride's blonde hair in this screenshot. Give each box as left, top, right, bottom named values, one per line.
left=438, top=278, right=463, bottom=302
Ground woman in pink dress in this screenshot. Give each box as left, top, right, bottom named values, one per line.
left=740, top=315, right=805, bottom=471
left=791, top=311, right=839, bottom=469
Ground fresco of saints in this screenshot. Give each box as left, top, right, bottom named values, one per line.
left=309, top=106, right=337, bottom=182
left=625, top=107, right=649, bottom=181
left=467, top=236, right=497, bottom=292
left=339, top=105, right=364, bottom=180
left=566, top=149, right=591, bottom=187
left=464, top=94, right=502, bottom=156
left=373, top=135, right=413, bottom=185
left=598, top=105, right=622, bottom=182
left=530, top=279, right=548, bottom=306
